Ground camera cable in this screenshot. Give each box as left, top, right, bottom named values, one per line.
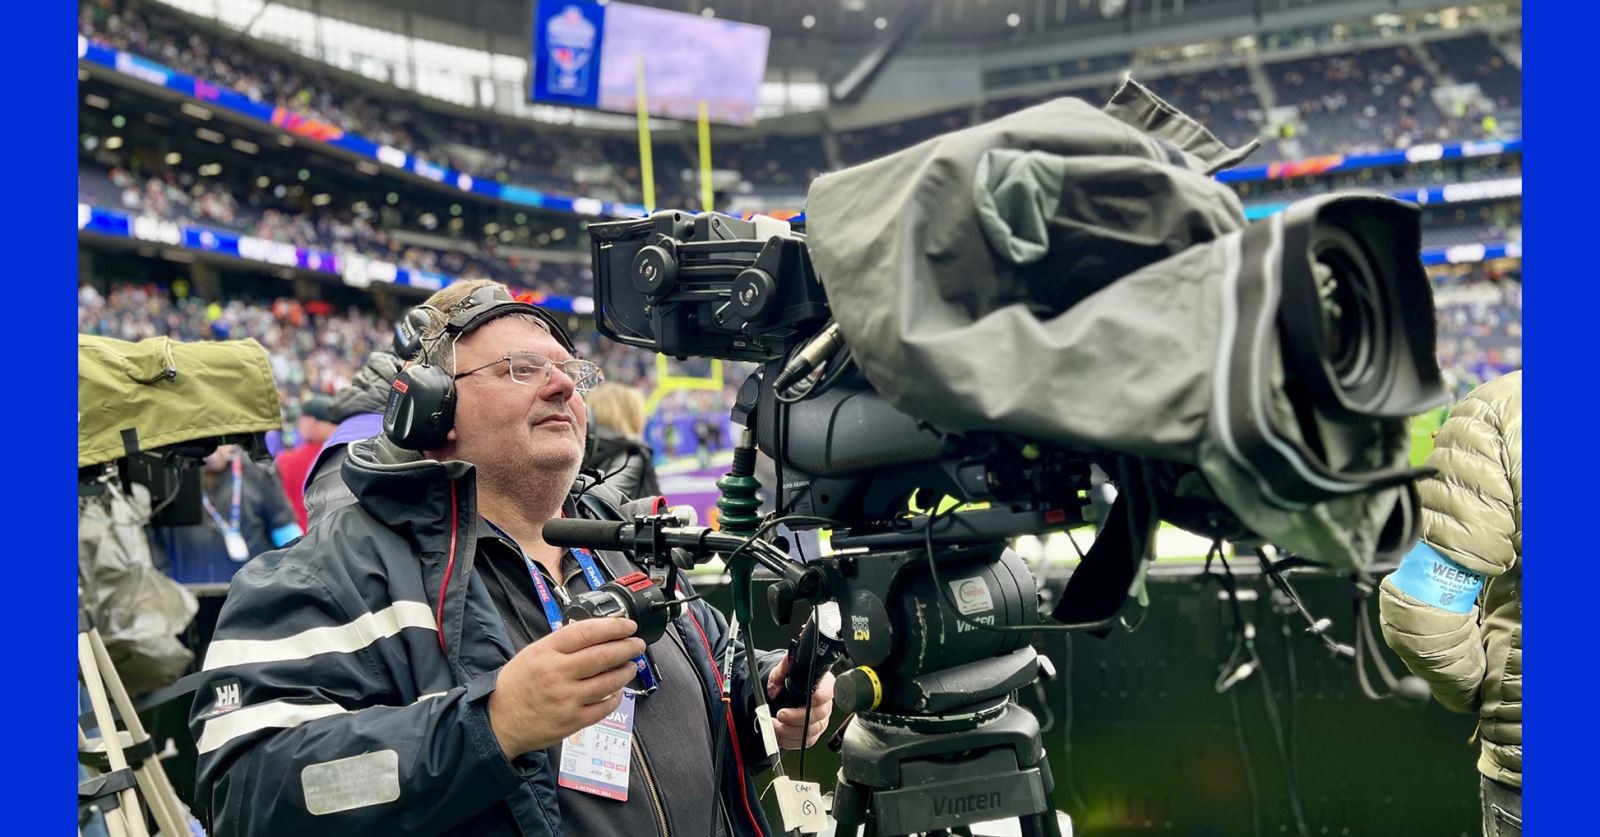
left=1212, top=551, right=1312, bottom=837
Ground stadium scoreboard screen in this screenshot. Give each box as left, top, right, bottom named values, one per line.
left=529, top=0, right=771, bottom=126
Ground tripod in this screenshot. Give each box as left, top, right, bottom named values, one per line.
left=828, top=650, right=1067, bottom=837
left=78, top=605, right=195, bottom=837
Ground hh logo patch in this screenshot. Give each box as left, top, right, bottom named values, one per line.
left=211, top=678, right=242, bottom=716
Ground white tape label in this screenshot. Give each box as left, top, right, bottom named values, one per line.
left=754, top=704, right=781, bottom=758
left=302, top=749, right=401, bottom=815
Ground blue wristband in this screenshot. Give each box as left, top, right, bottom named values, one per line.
left=271, top=523, right=305, bottom=548
left=1390, top=541, right=1484, bottom=613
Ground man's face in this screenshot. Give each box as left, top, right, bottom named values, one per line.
left=297, top=415, right=336, bottom=446
left=439, top=316, right=588, bottom=487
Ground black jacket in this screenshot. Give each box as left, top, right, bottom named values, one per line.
left=190, top=435, right=776, bottom=835
left=586, top=424, right=661, bottom=501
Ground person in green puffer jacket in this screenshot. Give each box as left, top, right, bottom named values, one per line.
left=1379, top=371, right=1521, bottom=837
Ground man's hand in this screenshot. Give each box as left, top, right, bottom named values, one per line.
left=488, top=618, right=646, bottom=759
left=765, top=654, right=835, bottom=749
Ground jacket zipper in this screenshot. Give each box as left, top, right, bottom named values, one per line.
left=633, top=734, right=671, bottom=837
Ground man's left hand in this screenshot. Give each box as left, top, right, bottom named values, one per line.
left=765, top=655, right=835, bottom=749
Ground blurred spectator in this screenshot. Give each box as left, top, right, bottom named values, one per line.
left=275, top=395, right=337, bottom=530
left=582, top=382, right=660, bottom=500
left=148, top=444, right=302, bottom=585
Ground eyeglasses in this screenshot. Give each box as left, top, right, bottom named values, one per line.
left=453, top=352, right=603, bottom=394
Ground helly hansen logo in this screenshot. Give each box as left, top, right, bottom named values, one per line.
left=212, top=678, right=241, bottom=715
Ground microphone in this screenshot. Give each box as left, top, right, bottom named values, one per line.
left=543, top=517, right=743, bottom=557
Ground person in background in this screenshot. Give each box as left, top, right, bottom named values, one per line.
left=149, top=444, right=303, bottom=585
left=1379, top=371, right=1521, bottom=837
left=301, top=349, right=403, bottom=529
left=274, top=395, right=337, bottom=530
left=582, top=382, right=661, bottom=501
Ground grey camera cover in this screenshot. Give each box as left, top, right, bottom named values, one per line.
left=802, top=80, right=1408, bottom=571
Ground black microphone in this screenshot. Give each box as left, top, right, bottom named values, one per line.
left=542, top=518, right=634, bottom=550
left=543, top=517, right=738, bottom=555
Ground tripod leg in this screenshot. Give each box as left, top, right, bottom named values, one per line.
left=1017, top=811, right=1065, bottom=837
left=86, top=627, right=191, bottom=837
left=80, top=633, right=148, bottom=837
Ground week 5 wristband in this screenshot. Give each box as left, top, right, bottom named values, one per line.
left=1389, top=541, right=1485, bottom=614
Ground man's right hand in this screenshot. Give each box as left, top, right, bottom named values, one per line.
left=487, top=617, right=646, bottom=759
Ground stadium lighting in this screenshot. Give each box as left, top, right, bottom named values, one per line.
left=484, top=223, right=501, bottom=235
left=297, top=169, right=311, bottom=181
left=874, top=17, right=888, bottom=29
left=450, top=204, right=464, bottom=216
left=702, top=7, right=714, bottom=18
left=112, top=115, right=126, bottom=128
left=387, top=192, right=400, bottom=205
left=164, top=152, right=182, bottom=165
left=231, top=138, right=260, bottom=155
left=1006, top=13, right=1021, bottom=27
left=352, top=201, right=370, bottom=213
left=105, top=136, right=123, bottom=150
left=551, top=227, right=568, bottom=240
left=802, top=14, right=816, bottom=29
left=273, top=185, right=287, bottom=198
left=256, top=176, right=271, bottom=189
left=180, top=103, right=213, bottom=121
left=355, top=160, right=381, bottom=176
left=449, top=218, right=465, bottom=231
left=514, top=213, right=528, bottom=224
left=278, top=135, right=295, bottom=147
left=84, top=94, right=110, bottom=109
left=195, top=127, right=225, bottom=144
left=312, top=193, right=332, bottom=206
left=420, top=213, right=438, bottom=229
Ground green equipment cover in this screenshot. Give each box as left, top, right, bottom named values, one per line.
left=78, top=334, right=281, bottom=468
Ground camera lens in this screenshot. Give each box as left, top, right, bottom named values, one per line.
left=1311, top=225, right=1391, bottom=396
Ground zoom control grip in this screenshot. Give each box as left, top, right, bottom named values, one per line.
left=770, top=603, right=845, bottom=711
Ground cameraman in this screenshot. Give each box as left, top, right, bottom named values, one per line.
left=188, top=280, right=832, bottom=836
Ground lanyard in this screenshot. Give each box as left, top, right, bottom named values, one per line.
left=200, top=455, right=243, bottom=534
left=516, top=539, right=659, bottom=693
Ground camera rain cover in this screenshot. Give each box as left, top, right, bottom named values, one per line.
left=802, top=80, right=1445, bottom=572
left=79, top=334, right=282, bottom=468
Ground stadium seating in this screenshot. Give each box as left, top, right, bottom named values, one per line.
left=1425, top=32, right=1523, bottom=111
left=77, top=160, right=591, bottom=299
left=1265, top=45, right=1452, bottom=156
left=81, top=0, right=1521, bottom=197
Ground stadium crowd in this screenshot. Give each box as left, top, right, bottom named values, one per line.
left=77, top=157, right=590, bottom=298
left=81, top=0, right=1521, bottom=203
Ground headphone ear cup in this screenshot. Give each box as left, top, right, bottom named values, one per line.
left=393, top=308, right=434, bottom=360
left=383, top=364, right=456, bottom=450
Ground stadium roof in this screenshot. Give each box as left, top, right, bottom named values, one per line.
left=361, top=0, right=1416, bottom=46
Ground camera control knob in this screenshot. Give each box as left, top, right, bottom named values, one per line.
left=832, top=666, right=883, bottom=716
left=731, top=267, right=777, bottom=323
left=631, top=244, right=678, bottom=297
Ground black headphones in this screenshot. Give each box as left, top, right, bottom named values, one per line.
left=383, top=286, right=575, bottom=451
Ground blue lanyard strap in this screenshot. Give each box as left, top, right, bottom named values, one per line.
left=200, top=455, right=243, bottom=533
left=516, top=539, right=659, bottom=692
